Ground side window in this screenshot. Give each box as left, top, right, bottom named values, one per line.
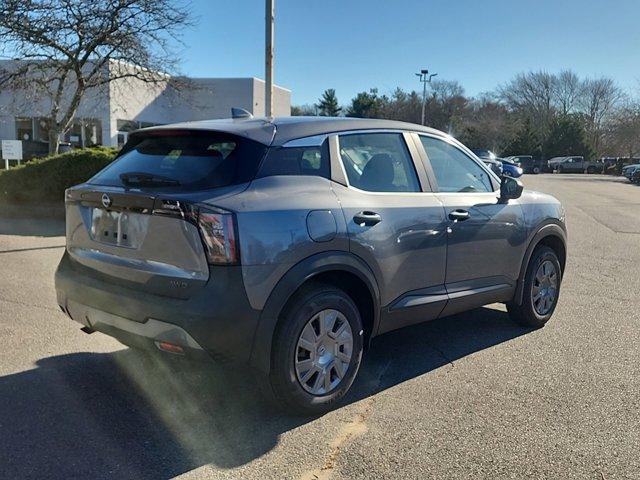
left=419, top=136, right=493, bottom=193
left=338, top=133, right=421, bottom=192
left=257, top=140, right=330, bottom=179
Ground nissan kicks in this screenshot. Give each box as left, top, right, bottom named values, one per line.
left=55, top=116, right=566, bottom=414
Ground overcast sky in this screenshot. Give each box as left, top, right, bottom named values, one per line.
left=181, top=0, right=640, bottom=105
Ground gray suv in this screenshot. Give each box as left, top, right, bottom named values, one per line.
left=55, top=117, right=567, bottom=413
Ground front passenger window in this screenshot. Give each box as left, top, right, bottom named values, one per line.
left=419, top=136, right=493, bottom=193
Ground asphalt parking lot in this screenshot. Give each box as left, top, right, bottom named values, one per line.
left=0, top=174, right=638, bottom=480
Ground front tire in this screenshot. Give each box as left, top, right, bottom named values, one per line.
left=507, top=246, right=562, bottom=328
left=269, top=283, right=364, bottom=415
left=533, top=166, right=541, bottom=174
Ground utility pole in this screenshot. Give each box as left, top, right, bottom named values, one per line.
left=265, top=0, right=274, bottom=117
left=415, top=69, right=437, bottom=126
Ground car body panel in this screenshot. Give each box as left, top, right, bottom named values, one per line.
left=436, top=192, right=528, bottom=285
left=213, top=175, right=349, bottom=310
left=330, top=182, right=449, bottom=307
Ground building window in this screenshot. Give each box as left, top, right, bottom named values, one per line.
left=15, top=117, right=33, bottom=141
left=65, top=121, right=83, bottom=146
left=33, top=117, right=51, bottom=143
left=84, top=119, right=102, bottom=146
left=117, top=132, right=128, bottom=148
left=58, top=118, right=103, bottom=147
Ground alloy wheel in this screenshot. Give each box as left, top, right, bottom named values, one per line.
left=532, top=260, right=558, bottom=316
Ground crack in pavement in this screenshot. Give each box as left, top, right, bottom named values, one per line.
left=0, top=245, right=65, bottom=254
left=299, top=358, right=393, bottom=480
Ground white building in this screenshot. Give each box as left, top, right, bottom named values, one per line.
left=0, top=60, right=291, bottom=157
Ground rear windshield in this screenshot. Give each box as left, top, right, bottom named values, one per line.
left=89, top=131, right=267, bottom=190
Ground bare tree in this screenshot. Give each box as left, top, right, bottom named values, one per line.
left=429, top=79, right=465, bottom=102
left=605, top=102, right=640, bottom=158
left=499, top=71, right=555, bottom=127
left=578, top=77, right=623, bottom=156
left=553, top=69, right=581, bottom=115
left=0, top=0, right=194, bottom=153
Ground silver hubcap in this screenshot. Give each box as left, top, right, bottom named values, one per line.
left=295, top=309, right=353, bottom=396
left=532, top=260, right=558, bottom=315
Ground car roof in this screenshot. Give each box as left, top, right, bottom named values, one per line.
left=137, top=116, right=448, bottom=146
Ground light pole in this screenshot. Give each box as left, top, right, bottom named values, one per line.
left=265, top=0, right=274, bottom=117
left=415, top=69, right=437, bottom=126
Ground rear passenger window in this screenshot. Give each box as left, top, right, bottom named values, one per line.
left=257, top=140, right=330, bottom=179
left=338, top=133, right=421, bottom=192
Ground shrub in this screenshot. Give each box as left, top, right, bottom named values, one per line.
left=0, top=147, right=117, bottom=204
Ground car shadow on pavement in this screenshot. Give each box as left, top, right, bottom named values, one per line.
left=0, top=306, right=531, bottom=479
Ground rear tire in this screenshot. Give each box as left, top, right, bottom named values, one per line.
left=507, top=246, right=562, bottom=328
left=533, top=166, right=540, bottom=175
left=268, top=283, right=364, bottom=415
left=587, top=166, right=595, bottom=174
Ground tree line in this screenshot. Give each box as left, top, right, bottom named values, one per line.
left=293, top=71, right=640, bottom=160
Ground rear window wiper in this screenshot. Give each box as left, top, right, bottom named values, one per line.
left=119, top=172, right=181, bottom=187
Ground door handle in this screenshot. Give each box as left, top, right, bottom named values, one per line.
left=353, top=211, right=381, bottom=227
left=449, top=209, right=470, bottom=222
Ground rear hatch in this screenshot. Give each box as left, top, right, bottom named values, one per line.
left=64, top=129, right=267, bottom=299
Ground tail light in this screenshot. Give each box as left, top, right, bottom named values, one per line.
left=153, top=200, right=239, bottom=265
left=197, top=207, right=239, bottom=265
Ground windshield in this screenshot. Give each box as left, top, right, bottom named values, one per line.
left=90, top=131, right=267, bottom=190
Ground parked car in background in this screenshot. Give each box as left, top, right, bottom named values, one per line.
left=548, top=156, right=603, bottom=174
left=507, top=155, right=544, bottom=174
left=500, top=158, right=524, bottom=178
left=481, top=157, right=503, bottom=176
left=622, top=163, right=640, bottom=180
left=632, top=169, right=640, bottom=184
left=54, top=116, right=567, bottom=414
left=472, top=149, right=503, bottom=176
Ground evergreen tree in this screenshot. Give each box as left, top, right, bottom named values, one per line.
left=317, top=89, right=342, bottom=116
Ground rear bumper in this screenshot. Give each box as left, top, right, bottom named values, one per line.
left=55, top=251, right=261, bottom=363
left=65, top=300, right=211, bottom=359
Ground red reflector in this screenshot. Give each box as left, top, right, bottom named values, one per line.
left=156, top=341, right=185, bottom=355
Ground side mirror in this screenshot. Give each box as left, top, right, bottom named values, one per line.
left=499, top=176, right=523, bottom=202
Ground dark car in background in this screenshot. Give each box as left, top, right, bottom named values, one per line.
left=55, top=116, right=567, bottom=413
left=507, top=155, right=544, bottom=174
left=622, top=163, right=640, bottom=180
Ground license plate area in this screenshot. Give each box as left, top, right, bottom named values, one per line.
left=90, top=208, right=147, bottom=248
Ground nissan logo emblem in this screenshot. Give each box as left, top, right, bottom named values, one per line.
left=101, top=194, right=112, bottom=209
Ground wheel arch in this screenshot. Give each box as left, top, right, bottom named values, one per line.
left=248, top=251, right=381, bottom=373
left=513, top=221, right=567, bottom=305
